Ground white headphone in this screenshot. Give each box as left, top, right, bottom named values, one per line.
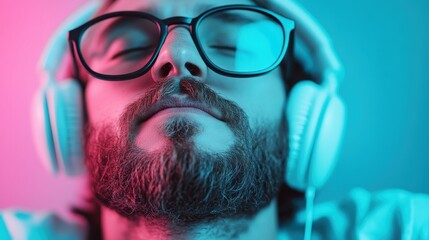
left=32, top=1, right=101, bottom=176
left=32, top=0, right=346, bottom=192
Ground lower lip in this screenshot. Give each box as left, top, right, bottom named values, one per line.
left=149, top=107, right=213, bottom=119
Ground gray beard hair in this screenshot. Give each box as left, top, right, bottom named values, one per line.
left=84, top=78, right=288, bottom=227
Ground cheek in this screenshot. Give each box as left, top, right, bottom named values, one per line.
left=247, top=84, right=285, bottom=126
left=222, top=69, right=286, bottom=127
left=84, top=79, right=147, bottom=128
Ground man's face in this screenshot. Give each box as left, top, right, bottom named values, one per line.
left=84, top=0, right=288, bottom=224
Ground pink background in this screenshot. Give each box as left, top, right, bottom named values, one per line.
left=1, top=0, right=428, bottom=216
left=0, top=0, right=88, bottom=216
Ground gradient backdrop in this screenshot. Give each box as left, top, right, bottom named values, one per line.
left=1, top=0, right=428, bottom=217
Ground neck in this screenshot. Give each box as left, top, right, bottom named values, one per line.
left=101, top=200, right=279, bottom=240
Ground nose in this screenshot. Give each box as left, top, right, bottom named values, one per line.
left=151, top=27, right=207, bottom=82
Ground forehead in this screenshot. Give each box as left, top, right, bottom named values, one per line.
left=104, top=0, right=256, bottom=18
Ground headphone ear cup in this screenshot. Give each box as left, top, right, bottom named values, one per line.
left=32, top=1, right=100, bottom=176
left=286, top=81, right=345, bottom=190
left=47, top=79, right=85, bottom=176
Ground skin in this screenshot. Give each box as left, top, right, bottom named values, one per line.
left=84, top=0, right=287, bottom=239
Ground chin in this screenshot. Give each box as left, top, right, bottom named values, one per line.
left=136, top=114, right=235, bottom=153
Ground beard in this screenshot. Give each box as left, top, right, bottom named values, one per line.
left=84, top=78, right=288, bottom=225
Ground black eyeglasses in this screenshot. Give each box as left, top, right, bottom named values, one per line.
left=68, top=5, right=295, bottom=81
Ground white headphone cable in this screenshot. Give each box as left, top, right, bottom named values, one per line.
left=304, top=187, right=316, bottom=240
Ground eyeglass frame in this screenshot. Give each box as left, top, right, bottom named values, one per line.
left=68, top=4, right=295, bottom=81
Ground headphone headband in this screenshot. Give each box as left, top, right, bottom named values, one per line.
left=38, top=0, right=101, bottom=84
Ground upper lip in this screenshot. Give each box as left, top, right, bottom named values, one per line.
left=137, top=96, right=223, bottom=123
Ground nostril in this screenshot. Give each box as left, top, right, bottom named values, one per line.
left=159, top=63, right=173, bottom=78
left=185, top=62, right=202, bottom=76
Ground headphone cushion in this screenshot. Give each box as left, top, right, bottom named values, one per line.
left=47, top=79, right=85, bottom=176
left=307, top=92, right=345, bottom=189
left=286, top=81, right=320, bottom=190
left=32, top=86, right=59, bottom=174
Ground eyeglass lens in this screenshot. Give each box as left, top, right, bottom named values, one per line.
left=81, top=16, right=160, bottom=75
left=197, top=9, right=285, bottom=73
left=79, top=9, right=286, bottom=76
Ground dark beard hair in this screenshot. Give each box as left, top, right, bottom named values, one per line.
left=84, top=78, right=288, bottom=225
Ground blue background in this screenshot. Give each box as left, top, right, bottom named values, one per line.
left=299, top=0, right=429, bottom=201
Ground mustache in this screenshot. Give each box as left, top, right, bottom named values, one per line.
left=119, top=77, right=248, bottom=137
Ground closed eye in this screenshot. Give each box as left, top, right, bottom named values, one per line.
left=111, top=46, right=155, bottom=59
left=209, top=45, right=237, bottom=51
